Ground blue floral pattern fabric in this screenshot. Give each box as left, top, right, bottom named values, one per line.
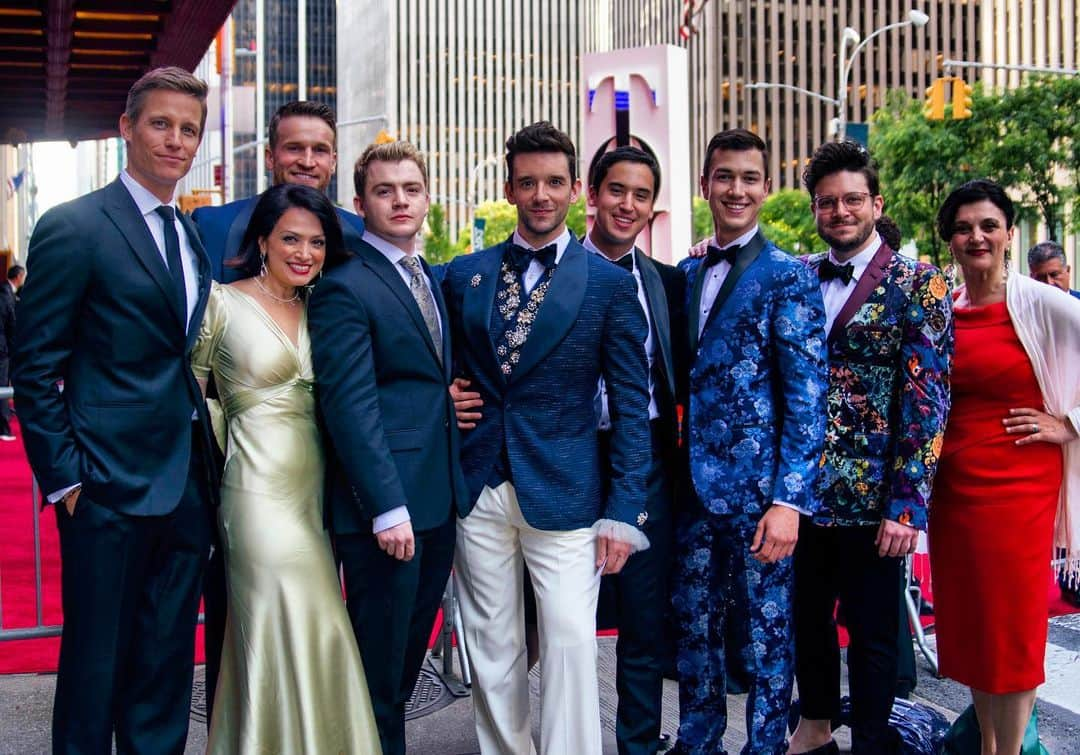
left=671, top=512, right=794, bottom=755
left=803, top=251, right=953, bottom=529
left=671, top=242, right=828, bottom=754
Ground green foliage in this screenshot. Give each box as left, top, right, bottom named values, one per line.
left=871, top=77, right=1080, bottom=264
left=975, top=76, right=1080, bottom=239
left=452, top=197, right=589, bottom=252
left=691, top=196, right=712, bottom=243
left=870, top=88, right=984, bottom=267
left=566, top=196, right=587, bottom=241
left=759, top=189, right=826, bottom=255
left=422, top=203, right=468, bottom=264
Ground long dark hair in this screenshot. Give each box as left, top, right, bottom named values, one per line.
left=225, top=184, right=349, bottom=278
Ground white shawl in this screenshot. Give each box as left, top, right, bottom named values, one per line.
left=1005, top=273, right=1080, bottom=585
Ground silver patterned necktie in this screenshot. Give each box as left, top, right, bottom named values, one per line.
left=399, top=255, right=443, bottom=363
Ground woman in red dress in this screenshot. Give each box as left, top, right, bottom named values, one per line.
left=930, top=180, right=1080, bottom=755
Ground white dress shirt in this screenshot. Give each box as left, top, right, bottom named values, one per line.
left=697, top=225, right=760, bottom=338
left=512, top=228, right=572, bottom=293
left=49, top=172, right=200, bottom=504
left=582, top=235, right=659, bottom=425
left=119, top=170, right=199, bottom=330
left=362, top=231, right=444, bottom=535
left=820, top=233, right=883, bottom=333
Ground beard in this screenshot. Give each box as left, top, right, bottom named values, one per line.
left=819, top=219, right=875, bottom=255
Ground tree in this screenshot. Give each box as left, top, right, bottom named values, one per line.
left=422, top=203, right=468, bottom=264
left=692, top=196, right=712, bottom=243
left=977, top=76, right=1080, bottom=239
left=870, top=88, right=984, bottom=267
left=759, top=189, right=827, bottom=255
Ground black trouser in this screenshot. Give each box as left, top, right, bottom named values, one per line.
left=337, top=513, right=456, bottom=755
left=52, top=451, right=212, bottom=755
left=600, top=421, right=676, bottom=755
left=793, top=520, right=902, bottom=754
left=201, top=540, right=227, bottom=723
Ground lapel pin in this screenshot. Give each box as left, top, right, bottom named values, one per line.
left=470, top=274, right=482, bottom=288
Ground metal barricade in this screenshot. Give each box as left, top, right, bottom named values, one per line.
left=0, top=385, right=64, bottom=642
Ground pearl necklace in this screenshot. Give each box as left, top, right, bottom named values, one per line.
left=254, top=273, right=300, bottom=305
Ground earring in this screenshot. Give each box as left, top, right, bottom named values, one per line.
left=259, top=253, right=268, bottom=278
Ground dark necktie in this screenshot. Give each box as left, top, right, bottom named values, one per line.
left=612, top=253, right=634, bottom=273
left=154, top=205, right=187, bottom=320
left=818, top=259, right=855, bottom=285
left=506, top=243, right=557, bottom=275
left=704, top=244, right=738, bottom=269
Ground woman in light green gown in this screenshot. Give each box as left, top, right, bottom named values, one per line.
left=192, top=184, right=381, bottom=754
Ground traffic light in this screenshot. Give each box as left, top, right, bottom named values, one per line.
left=924, top=78, right=946, bottom=120
left=952, top=77, right=973, bottom=119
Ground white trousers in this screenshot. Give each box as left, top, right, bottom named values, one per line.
left=454, top=482, right=603, bottom=755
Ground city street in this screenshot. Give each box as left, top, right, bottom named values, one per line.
left=2, top=621, right=1078, bottom=754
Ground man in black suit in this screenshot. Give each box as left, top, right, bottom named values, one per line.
left=307, top=140, right=467, bottom=755
left=0, top=264, right=21, bottom=441
left=12, top=67, right=216, bottom=754
left=584, top=146, right=685, bottom=755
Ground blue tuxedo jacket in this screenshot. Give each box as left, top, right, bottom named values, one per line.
left=191, top=195, right=365, bottom=282
left=442, top=238, right=652, bottom=530
left=681, top=238, right=828, bottom=518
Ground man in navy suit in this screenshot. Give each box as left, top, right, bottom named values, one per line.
left=583, top=146, right=685, bottom=755
left=189, top=100, right=364, bottom=715
left=13, top=67, right=216, bottom=754
left=308, top=141, right=467, bottom=755
left=671, top=129, right=828, bottom=755
left=191, top=100, right=364, bottom=282
left=442, top=122, right=652, bottom=755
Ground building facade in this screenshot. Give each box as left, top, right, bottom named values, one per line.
left=338, top=0, right=588, bottom=235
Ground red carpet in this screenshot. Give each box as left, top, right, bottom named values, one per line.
left=0, top=417, right=204, bottom=674
left=2, top=411, right=1076, bottom=675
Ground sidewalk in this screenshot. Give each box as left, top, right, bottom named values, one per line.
left=0, top=637, right=834, bottom=754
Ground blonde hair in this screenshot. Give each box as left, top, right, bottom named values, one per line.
left=125, top=66, right=208, bottom=132
left=353, top=141, right=429, bottom=196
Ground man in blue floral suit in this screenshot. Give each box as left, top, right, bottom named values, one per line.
left=787, top=141, right=953, bottom=755
left=671, top=129, right=828, bottom=755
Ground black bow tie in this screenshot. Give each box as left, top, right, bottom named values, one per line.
left=818, top=259, right=855, bottom=285
left=506, top=243, right=557, bottom=275
left=704, top=245, right=738, bottom=268
left=611, top=253, right=635, bottom=273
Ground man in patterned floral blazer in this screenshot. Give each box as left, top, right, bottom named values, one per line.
left=787, top=140, right=953, bottom=755
left=670, top=129, right=829, bottom=755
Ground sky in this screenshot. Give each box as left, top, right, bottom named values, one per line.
left=31, top=141, right=81, bottom=216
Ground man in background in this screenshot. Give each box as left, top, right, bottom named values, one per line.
left=0, top=264, right=22, bottom=441
left=1027, top=240, right=1080, bottom=300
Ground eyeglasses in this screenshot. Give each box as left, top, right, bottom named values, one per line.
left=812, top=192, right=872, bottom=213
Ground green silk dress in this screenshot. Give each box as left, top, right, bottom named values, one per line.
left=193, top=282, right=381, bottom=754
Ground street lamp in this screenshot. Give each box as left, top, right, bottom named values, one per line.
left=836, top=9, right=930, bottom=138
left=747, top=9, right=929, bottom=141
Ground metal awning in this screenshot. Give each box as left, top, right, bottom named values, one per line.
left=0, top=0, right=235, bottom=144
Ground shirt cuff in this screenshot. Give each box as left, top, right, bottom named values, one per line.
left=772, top=499, right=811, bottom=516
left=373, top=505, right=410, bottom=534
left=47, top=483, right=81, bottom=504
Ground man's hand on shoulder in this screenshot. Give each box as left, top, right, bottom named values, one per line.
left=750, top=504, right=799, bottom=563
left=876, top=518, right=919, bottom=558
